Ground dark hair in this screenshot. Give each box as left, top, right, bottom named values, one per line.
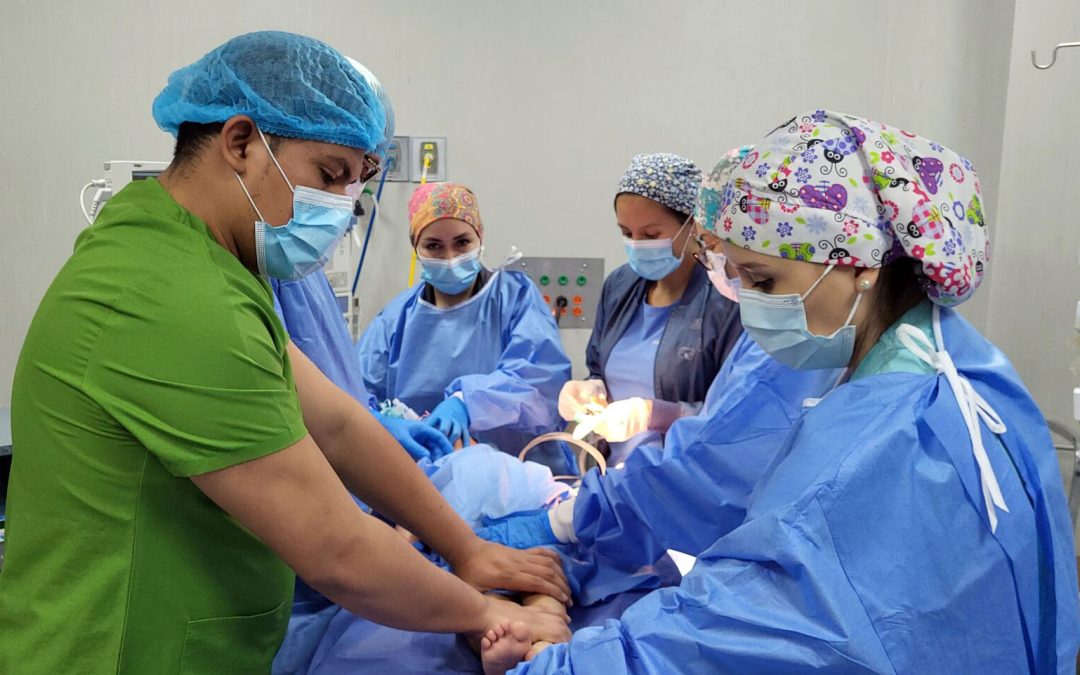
left=172, top=122, right=225, bottom=165
left=171, top=121, right=283, bottom=166
left=874, top=258, right=926, bottom=321
left=856, top=258, right=927, bottom=358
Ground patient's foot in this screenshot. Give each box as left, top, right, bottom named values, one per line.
left=481, top=620, right=532, bottom=675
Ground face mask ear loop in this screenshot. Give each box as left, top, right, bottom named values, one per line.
left=802, top=264, right=863, bottom=333
left=235, top=173, right=266, bottom=223
left=800, top=264, right=836, bottom=301
left=257, top=127, right=294, bottom=192
left=676, top=215, right=695, bottom=259
left=842, top=290, right=864, bottom=327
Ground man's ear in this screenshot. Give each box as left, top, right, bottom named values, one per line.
left=220, top=115, right=258, bottom=175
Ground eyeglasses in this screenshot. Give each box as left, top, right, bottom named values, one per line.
left=347, top=155, right=384, bottom=216
left=359, top=155, right=382, bottom=184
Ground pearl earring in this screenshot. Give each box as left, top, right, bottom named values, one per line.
left=858, top=279, right=872, bottom=291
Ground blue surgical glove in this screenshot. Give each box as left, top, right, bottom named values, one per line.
left=378, top=414, right=454, bottom=462
left=425, top=396, right=471, bottom=446
left=475, top=509, right=559, bottom=550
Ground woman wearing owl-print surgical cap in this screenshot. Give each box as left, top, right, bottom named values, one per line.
left=557, top=154, right=742, bottom=465
left=480, top=111, right=1080, bottom=675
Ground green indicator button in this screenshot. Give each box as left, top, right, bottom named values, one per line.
left=539, top=275, right=550, bottom=286
left=558, top=275, right=569, bottom=286
left=576, top=275, right=588, bottom=287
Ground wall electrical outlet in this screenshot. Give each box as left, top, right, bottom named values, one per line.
left=384, top=136, right=410, bottom=182
left=410, top=137, right=446, bottom=182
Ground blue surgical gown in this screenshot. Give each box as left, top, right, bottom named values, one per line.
left=565, top=331, right=840, bottom=604
left=268, top=271, right=576, bottom=674
left=357, top=269, right=571, bottom=456
left=271, top=273, right=375, bottom=409
left=281, top=445, right=587, bottom=675
left=284, top=333, right=835, bottom=673
left=515, top=304, right=1080, bottom=674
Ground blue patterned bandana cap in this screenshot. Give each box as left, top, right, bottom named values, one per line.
left=616, top=153, right=701, bottom=217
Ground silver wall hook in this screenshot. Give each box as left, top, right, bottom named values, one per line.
left=1031, top=41, right=1080, bottom=70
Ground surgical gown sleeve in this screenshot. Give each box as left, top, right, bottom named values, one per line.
left=574, top=335, right=837, bottom=569
left=514, top=396, right=921, bottom=674
left=356, top=306, right=394, bottom=405
left=445, top=275, right=571, bottom=438
left=517, top=357, right=1079, bottom=673
left=517, top=499, right=895, bottom=674
left=271, top=273, right=377, bottom=410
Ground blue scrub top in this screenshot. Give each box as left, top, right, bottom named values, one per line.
left=603, top=300, right=672, bottom=464
left=587, top=264, right=742, bottom=414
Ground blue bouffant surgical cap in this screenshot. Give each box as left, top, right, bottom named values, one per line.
left=345, top=56, right=395, bottom=160
left=152, top=31, right=390, bottom=155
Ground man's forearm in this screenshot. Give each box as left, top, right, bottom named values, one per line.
left=316, top=406, right=478, bottom=566
left=312, top=512, right=490, bottom=634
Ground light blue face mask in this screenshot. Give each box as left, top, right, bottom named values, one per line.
left=623, top=217, right=692, bottom=281
left=236, top=129, right=356, bottom=281
left=737, top=264, right=864, bottom=370
left=419, top=247, right=484, bottom=295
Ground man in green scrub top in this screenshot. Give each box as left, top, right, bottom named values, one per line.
left=0, top=31, right=569, bottom=674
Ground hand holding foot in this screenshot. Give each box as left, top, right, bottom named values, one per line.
left=481, top=620, right=532, bottom=675
left=481, top=595, right=569, bottom=644
left=522, top=593, right=569, bottom=623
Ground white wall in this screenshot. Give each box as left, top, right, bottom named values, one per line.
left=993, top=0, right=1080, bottom=431
left=0, top=0, right=1016, bottom=405
left=990, top=0, right=1080, bottom=540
